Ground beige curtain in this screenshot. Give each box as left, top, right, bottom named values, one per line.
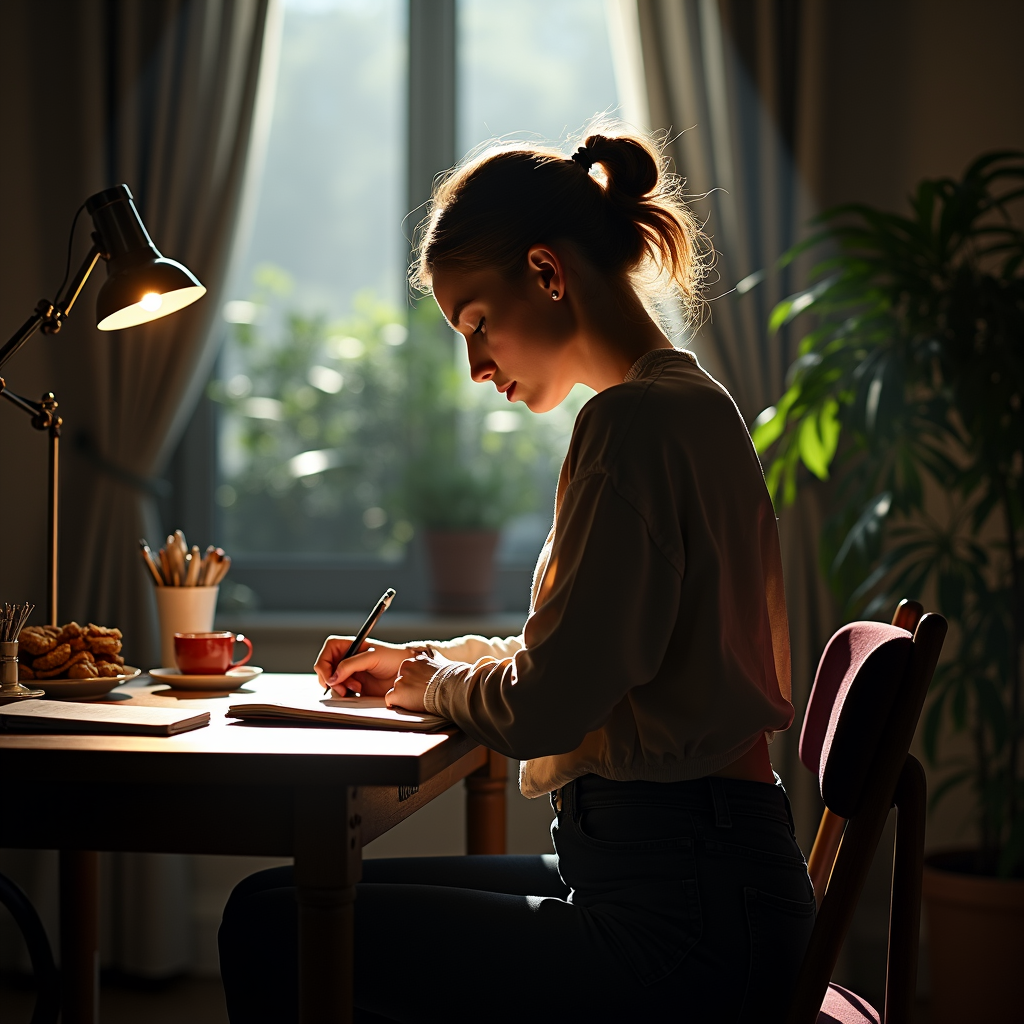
left=633, top=0, right=836, bottom=848
left=0, top=0, right=279, bottom=979
left=57, top=0, right=279, bottom=671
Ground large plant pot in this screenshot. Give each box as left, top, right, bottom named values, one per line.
left=922, top=850, right=1024, bottom=1024
left=424, top=530, right=499, bottom=614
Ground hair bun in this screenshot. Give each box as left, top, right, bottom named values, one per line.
left=579, top=134, right=659, bottom=201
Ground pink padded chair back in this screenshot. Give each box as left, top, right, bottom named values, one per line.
left=798, top=622, right=913, bottom=817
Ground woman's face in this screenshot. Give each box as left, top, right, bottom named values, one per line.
left=431, top=255, right=577, bottom=414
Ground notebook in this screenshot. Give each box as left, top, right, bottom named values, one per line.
left=226, top=695, right=448, bottom=732
left=0, top=699, right=210, bottom=736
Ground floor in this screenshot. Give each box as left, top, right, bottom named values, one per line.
left=0, top=973, right=228, bottom=1024
left=0, top=974, right=935, bottom=1024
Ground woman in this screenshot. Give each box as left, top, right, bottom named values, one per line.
left=219, top=129, right=814, bottom=1023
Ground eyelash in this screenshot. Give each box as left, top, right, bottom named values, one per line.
left=473, top=317, right=485, bottom=335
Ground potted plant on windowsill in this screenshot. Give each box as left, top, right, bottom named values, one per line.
left=403, top=460, right=523, bottom=613
left=751, top=153, right=1024, bottom=1022
left=401, top=301, right=532, bottom=614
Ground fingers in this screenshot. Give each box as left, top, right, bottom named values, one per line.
left=386, top=652, right=438, bottom=713
left=313, top=635, right=359, bottom=684
left=328, top=648, right=385, bottom=687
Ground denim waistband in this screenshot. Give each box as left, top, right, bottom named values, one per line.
left=560, top=773, right=795, bottom=831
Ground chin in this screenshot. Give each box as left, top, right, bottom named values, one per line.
left=524, top=383, right=572, bottom=414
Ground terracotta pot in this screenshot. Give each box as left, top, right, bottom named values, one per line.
left=424, top=530, right=500, bottom=614
left=922, top=849, right=1024, bottom=1024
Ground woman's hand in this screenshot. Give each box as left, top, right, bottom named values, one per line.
left=385, top=648, right=451, bottom=713
left=314, top=636, right=421, bottom=697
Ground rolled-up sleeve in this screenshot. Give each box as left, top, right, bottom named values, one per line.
left=427, top=634, right=524, bottom=662
left=423, top=472, right=682, bottom=759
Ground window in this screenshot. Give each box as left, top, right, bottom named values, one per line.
left=196, top=0, right=620, bottom=611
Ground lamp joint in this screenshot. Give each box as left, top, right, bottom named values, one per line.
left=90, top=231, right=110, bottom=261
left=35, top=299, right=63, bottom=336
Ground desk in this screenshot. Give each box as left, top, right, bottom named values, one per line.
left=0, top=673, right=507, bottom=1023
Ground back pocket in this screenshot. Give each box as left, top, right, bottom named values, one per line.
left=739, top=887, right=816, bottom=1022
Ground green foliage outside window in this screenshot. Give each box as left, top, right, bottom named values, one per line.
left=213, top=265, right=584, bottom=557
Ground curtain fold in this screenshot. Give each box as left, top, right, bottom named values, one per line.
left=0, top=0, right=278, bottom=979
left=60, top=0, right=277, bottom=674
left=634, top=0, right=836, bottom=848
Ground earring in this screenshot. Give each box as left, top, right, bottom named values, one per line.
left=551, top=290, right=559, bottom=299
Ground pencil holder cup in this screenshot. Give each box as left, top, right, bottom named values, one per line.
left=0, top=640, right=44, bottom=700
left=154, top=586, right=219, bottom=669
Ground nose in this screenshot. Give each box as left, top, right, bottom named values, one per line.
left=467, top=338, right=496, bottom=383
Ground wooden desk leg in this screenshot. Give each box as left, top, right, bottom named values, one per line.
left=60, top=849, right=99, bottom=1024
left=295, top=786, right=362, bottom=1024
left=465, top=750, right=507, bottom=854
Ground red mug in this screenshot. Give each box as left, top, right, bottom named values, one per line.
left=174, top=632, right=253, bottom=675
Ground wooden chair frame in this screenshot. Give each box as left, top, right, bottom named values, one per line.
left=787, top=601, right=947, bottom=1024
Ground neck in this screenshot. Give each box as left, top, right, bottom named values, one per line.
left=568, top=274, right=672, bottom=392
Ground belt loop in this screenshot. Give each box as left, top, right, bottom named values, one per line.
left=781, top=786, right=797, bottom=838
left=568, top=778, right=581, bottom=823
left=708, top=776, right=733, bottom=829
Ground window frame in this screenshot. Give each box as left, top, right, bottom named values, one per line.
left=164, top=2, right=540, bottom=614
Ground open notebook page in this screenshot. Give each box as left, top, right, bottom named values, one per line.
left=225, top=694, right=448, bottom=732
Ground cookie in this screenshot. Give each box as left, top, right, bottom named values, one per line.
left=87, top=624, right=122, bottom=639
left=95, top=653, right=125, bottom=665
left=67, top=661, right=98, bottom=679
left=97, top=662, right=124, bottom=678
left=56, top=622, right=84, bottom=645
left=18, top=628, right=58, bottom=656
left=69, top=636, right=88, bottom=652
left=87, top=637, right=122, bottom=657
left=33, top=643, right=71, bottom=671
left=18, top=664, right=36, bottom=680
left=34, top=651, right=94, bottom=679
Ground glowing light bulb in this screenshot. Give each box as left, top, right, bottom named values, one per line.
left=140, top=292, right=163, bottom=312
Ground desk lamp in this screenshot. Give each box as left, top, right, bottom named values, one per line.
left=0, top=184, right=206, bottom=626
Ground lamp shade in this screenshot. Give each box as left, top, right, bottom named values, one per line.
left=85, top=185, right=206, bottom=331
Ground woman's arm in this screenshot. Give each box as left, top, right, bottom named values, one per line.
left=389, top=473, right=682, bottom=757
left=315, top=635, right=523, bottom=696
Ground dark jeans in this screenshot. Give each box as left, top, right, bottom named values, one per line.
left=219, top=774, right=814, bottom=1023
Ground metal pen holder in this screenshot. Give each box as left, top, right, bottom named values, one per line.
left=0, top=641, right=44, bottom=701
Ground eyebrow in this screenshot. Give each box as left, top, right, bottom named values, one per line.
left=450, top=298, right=472, bottom=328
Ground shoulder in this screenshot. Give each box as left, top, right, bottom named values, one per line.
left=566, top=352, right=750, bottom=477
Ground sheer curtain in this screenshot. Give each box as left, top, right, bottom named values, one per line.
left=625, top=0, right=837, bottom=845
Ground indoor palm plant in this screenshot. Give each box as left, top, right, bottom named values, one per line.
left=752, top=153, right=1023, bottom=1017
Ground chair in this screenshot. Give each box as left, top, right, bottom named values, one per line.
left=0, top=871, right=60, bottom=1023
left=786, top=599, right=947, bottom=1024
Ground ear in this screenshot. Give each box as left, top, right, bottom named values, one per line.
left=526, top=244, right=566, bottom=300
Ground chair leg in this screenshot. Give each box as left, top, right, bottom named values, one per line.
left=0, top=871, right=61, bottom=1024
left=807, top=808, right=847, bottom=907
left=884, top=755, right=926, bottom=1024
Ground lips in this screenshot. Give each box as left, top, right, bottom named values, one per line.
left=497, top=380, right=516, bottom=401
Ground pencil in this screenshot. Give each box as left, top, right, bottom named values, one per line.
left=323, top=588, right=397, bottom=694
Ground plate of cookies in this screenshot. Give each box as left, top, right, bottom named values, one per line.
left=18, top=622, right=140, bottom=699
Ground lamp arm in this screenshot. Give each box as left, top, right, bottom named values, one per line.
left=56, top=242, right=104, bottom=318
left=0, top=242, right=104, bottom=373
left=0, top=385, right=60, bottom=432
left=0, top=383, right=62, bottom=625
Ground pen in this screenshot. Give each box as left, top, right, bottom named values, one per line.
left=324, top=588, right=397, bottom=694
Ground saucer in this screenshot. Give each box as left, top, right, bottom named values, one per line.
left=149, top=666, right=263, bottom=691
